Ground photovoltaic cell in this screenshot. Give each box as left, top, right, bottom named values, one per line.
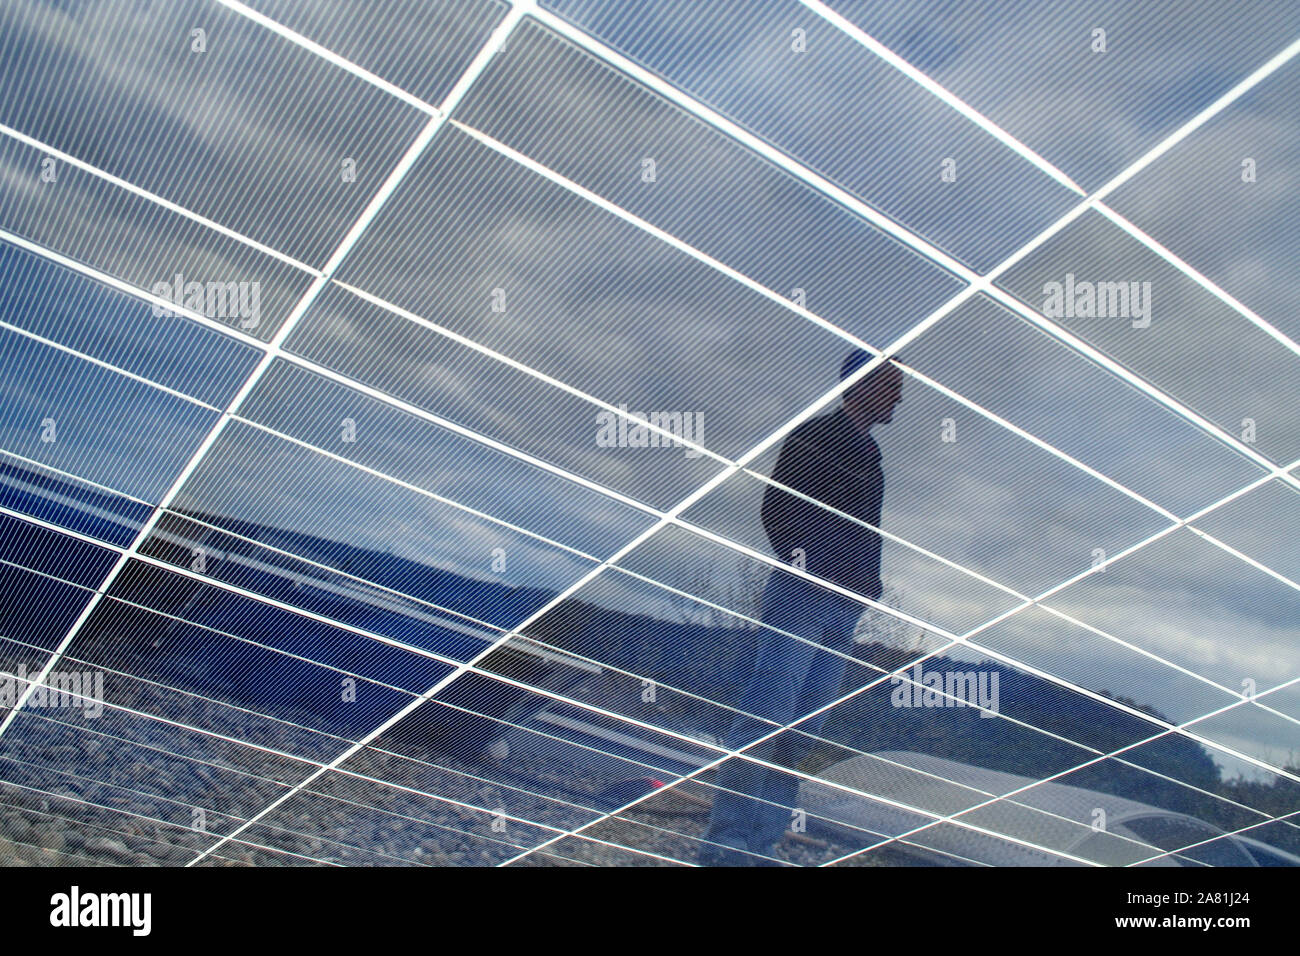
left=0, top=0, right=1296, bottom=868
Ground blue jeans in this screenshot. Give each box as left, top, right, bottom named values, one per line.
left=699, top=569, right=863, bottom=865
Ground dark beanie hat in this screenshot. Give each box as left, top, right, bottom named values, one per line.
left=840, top=348, right=875, bottom=382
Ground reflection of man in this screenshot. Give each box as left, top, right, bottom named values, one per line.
left=700, top=349, right=903, bottom=866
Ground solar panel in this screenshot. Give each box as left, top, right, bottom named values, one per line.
left=0, top=0, right=1297, bottom=870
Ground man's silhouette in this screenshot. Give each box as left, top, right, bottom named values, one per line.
left=699, top=349, right=903, bottom=866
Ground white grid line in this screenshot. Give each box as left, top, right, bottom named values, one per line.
left=212, top=0, right=442, bottom=117
left=802, top=0, right=1300, bottom=362
left=797, top=0, right=1086, bottom=195
left=5, top=214, right=1294, bottom=858
left=497, top=18, right=1300, bottom=863
left=6, top=259, right=1297, bottom=729
left=0, top=0, right=516, bottom=741
left=9, top=542, right=1292, bottom=870
left=6, top=515, right=1296, bottom=869
left=5, top=197, right=1294, bottom=863
left=0, top=121, right=324, bottom=277
left=822, top=669, right=1300, bottom=865
left=2, top=0, right=1297, bottom=865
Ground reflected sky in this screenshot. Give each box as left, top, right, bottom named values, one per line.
left=334, top=124, right=860, bottom=462
left=0, top=0, right=1297, bottom=866
left=1107, top=54, right=1300, bottom=344
left=824, top=0, right=1300, bottom=191
left=242, top=0, right=509, bottom=106
left=454, top=16, right=965, bottom=348
left=543, top=0, right=1081, bottom=271
left=0, top=0, right=427, bottom=267
left=998, top=210, right=1300, bottom=467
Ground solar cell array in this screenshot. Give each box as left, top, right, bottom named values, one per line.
left=0, top=0, right=1298, bottom=867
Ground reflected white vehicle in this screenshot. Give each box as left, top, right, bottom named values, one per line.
left=798, top=751, right=1300, bottom=867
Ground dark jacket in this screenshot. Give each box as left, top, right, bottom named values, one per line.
left=761, top=408, right=884, bottom=600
